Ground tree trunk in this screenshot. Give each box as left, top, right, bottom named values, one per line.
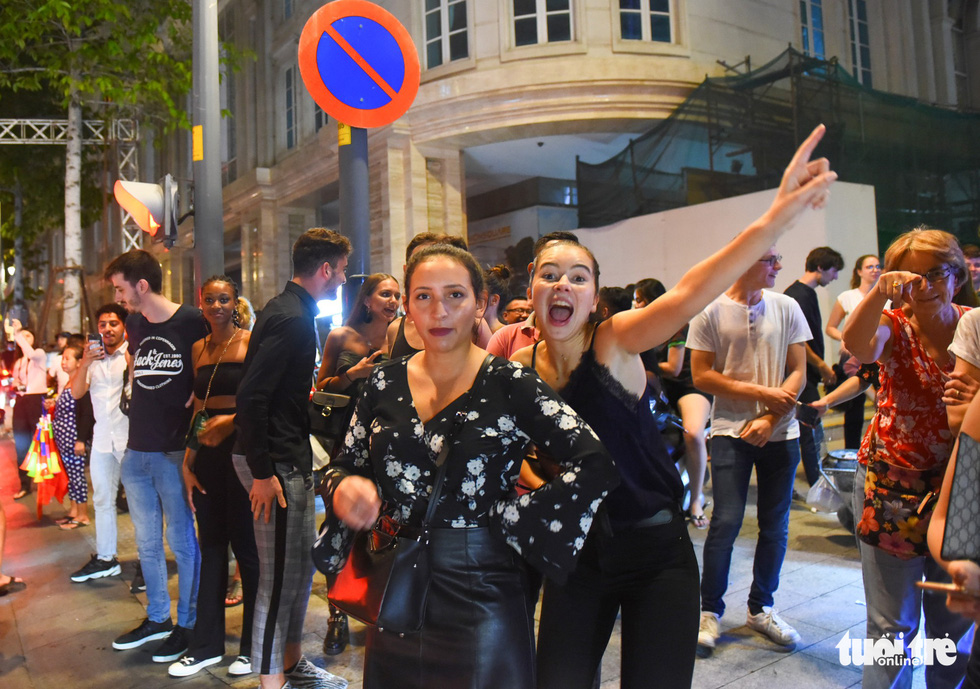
left=62, top=96, right=82, bottom=333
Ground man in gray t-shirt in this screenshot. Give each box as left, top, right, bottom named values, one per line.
left=687, top=248, right=810, bottom=657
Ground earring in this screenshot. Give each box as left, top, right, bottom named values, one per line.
left=362, top=304, right=372, bottom=323
left=232, top=309, right=241, bottom=327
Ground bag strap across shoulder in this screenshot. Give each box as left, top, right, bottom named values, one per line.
left=421, top=354, right=493, bottom=526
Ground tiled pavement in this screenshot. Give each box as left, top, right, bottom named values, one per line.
left=0, top=414, right=937, bottom=688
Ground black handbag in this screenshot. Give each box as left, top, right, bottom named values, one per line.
left=941, top=433, right=980, bottom=562
left=309, top=391, right=352, bottom=459
left=322, top=354, right=492, bottom=635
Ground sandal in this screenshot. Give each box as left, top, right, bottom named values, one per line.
left=54, top=516, right=74, bottom=525
left=687, top=510, right=709, bottom=530
left=12, top=490, right=28, bottom=500
left=58, top=519, right=89, bottom=530
left=225, top=578, right=243, bottom=607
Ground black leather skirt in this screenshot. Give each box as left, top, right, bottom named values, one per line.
left=363, top=527, right=535, bottom=689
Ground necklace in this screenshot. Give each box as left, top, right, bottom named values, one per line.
left=207, top=327, right=240, bottom=350
left=200, top=327, right=241, bottom=405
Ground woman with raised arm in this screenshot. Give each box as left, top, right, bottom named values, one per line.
left=170, top=276, right=257, bottom=679
left=513, top=125, right=837, bottom=689
left=317, top=244, right=618, bottom=689
left=842, top=229, right=974, bottom=689
left=52, top=336, right=93, bottom=529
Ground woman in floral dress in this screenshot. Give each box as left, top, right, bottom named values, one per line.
left=317, top=244, right=618, bottom=689
left=843, top=228, right=974, bottom=689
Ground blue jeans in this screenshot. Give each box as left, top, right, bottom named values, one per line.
left=798, top=382, right=824, bottom=486
left=700, top=436, right=800, bottom=616
left=121, top=449, right=200, bottom=628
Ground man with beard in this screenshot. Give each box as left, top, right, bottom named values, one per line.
left=234, top=228, right=350, bottom=689
left=69, top=304, right=130, bottom=583
left=106, top=250, right=207, bottom=665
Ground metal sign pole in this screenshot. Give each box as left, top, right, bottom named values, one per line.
left=192, top=0, right=225, bottom=297
left=339, top=124, right=369, bottom=317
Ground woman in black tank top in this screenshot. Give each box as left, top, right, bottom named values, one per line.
left=517, top=128, right=837, bottom=689
left=316, top=273, right=400, bottom=411
left=314, top=273, right=400, bottom=655
left=175, top=276, right=257, bottom=677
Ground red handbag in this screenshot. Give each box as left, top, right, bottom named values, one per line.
left=324, top=355, right=492, bottom=634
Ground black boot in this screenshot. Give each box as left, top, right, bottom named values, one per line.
left=323, top=608, right=349, bottom=656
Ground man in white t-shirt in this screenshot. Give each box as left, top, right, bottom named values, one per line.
left=687, top=247, right=810, bottom=657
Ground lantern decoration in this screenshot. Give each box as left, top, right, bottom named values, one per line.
left=20, top=412, right=68, bottom=519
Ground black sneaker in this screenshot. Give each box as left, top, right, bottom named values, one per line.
left=152, top=625, right=191, bottom=663
left=113, top=618, right=173, bottom=650
left=71, top=554, right=122, bottom=583
left=130, top=561, right=145, bottom=593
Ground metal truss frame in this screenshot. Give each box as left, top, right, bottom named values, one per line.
left=0, top=117, right=142, bottom=250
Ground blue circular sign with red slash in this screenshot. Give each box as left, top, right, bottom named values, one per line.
left=299, top=0, right=420, bottom=129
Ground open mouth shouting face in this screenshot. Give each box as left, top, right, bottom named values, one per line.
left=531, top=244, right=599, bottom=337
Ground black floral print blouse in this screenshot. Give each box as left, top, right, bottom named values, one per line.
left=318, top=355, right=618, bottom=583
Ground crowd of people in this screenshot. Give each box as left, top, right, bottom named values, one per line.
left=1, top=122, right=979, bottom=689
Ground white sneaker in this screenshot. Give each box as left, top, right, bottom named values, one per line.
left=168, top=655, right=222, bottom=677
left=286, top=656, right=348, bottom=689
left=746, top=606, right=801, bottom=646
left=228, top=655, right=252, bottom=676
left=696, top=611, right=720, bottom=658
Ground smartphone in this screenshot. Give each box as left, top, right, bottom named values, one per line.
left=795, top=402, right=821, bottom=428
left=87, top=332, right=104, bottom=355
left=915, top=581, right=980, bottom=597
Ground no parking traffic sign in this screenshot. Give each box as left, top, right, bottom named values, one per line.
left=298, top=0, right=420, bottom=129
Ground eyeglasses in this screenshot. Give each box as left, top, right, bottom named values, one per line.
left=915, top=265, right=953, bottom=283
left=758, top=254, right=782, bottom=267
left=504, top=307, right=532, bottom=315
left=863, top=264, right=881, bottom=271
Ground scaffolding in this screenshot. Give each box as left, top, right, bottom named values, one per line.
left=577, top=48, right=980, bottom=249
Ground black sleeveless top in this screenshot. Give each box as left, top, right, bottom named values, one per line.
left=389, top=317, right=422, bottom=359
left=193, top=362, right=244, bottom=401
left=534, top=335, right=683, bottom=530
left=335, top=348, right=386, bottom=398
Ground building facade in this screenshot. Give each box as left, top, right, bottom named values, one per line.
left=132, top=0, right=980, bottom=308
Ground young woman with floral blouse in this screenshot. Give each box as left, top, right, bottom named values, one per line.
left=317, top=244, right=618, bottom=689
